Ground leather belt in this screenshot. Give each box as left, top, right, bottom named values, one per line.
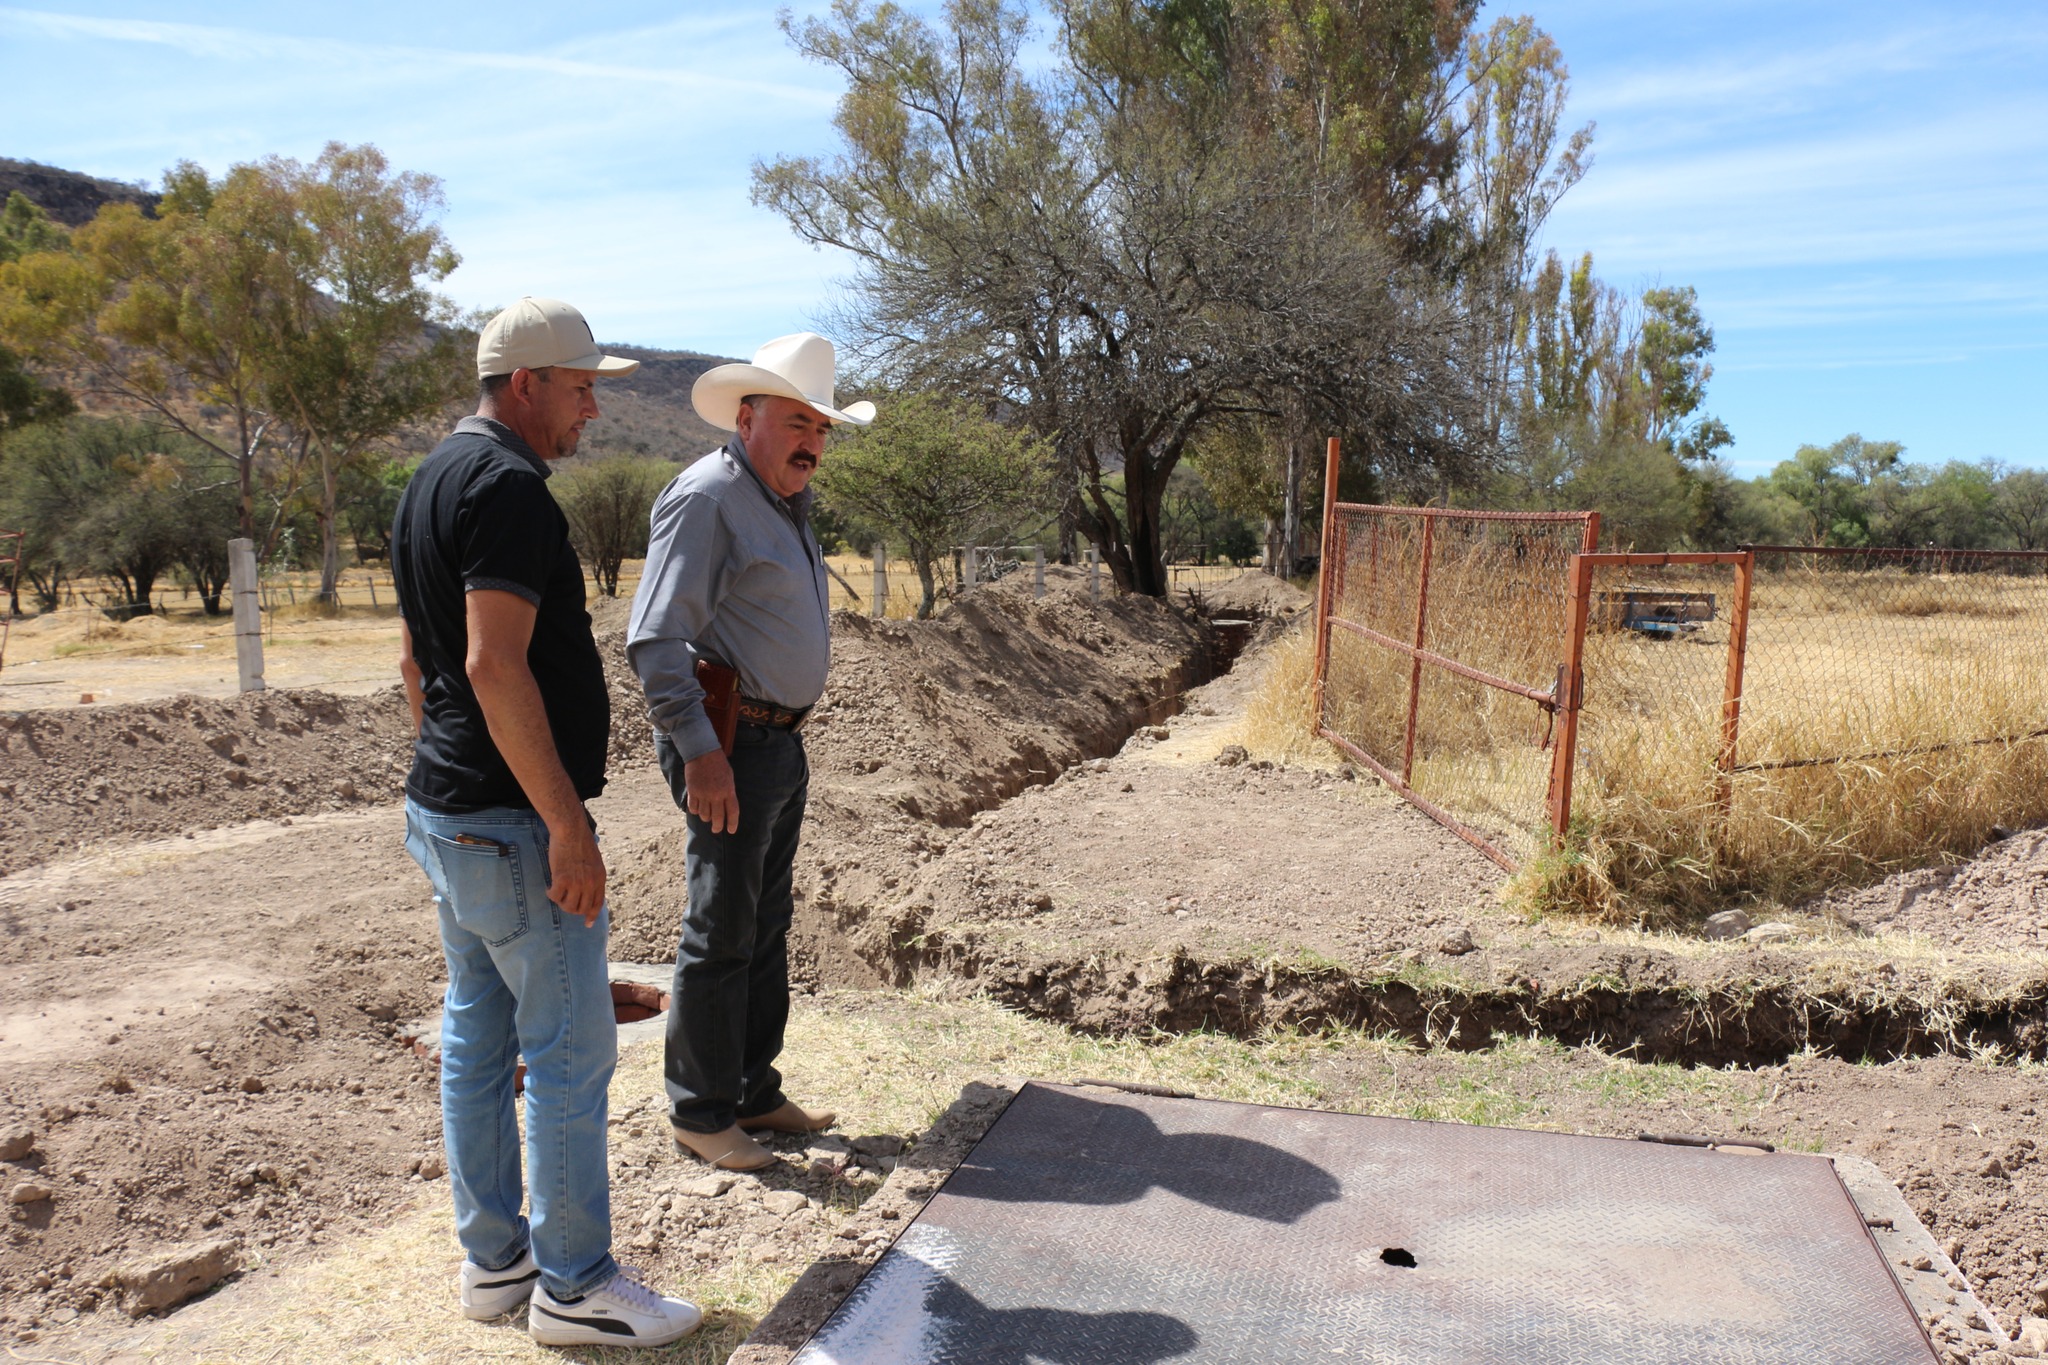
left=738, top=696, right=812, bottom=732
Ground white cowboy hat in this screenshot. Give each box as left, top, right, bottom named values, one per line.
left=691, top=332, right=876, bottom=431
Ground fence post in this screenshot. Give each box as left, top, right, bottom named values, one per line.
left=1034, top=546, right=1045, bottom=599
left=1311, top=437, right=1342, bottom=732
left=963, top=545, right=977, bottom=591
left=369, top=577, right=379, bottom=609
left=1088, top=545, right=1100, bottom=603
left=1547, top=551, right=1594, bottom=843
left=871, top=544, right=886, bottom=619
left=1717, top=549, right=1755, bottom=812
left=228, top=537, right=265, bottom=694
left=1401, top=512, right=1436, bottom=784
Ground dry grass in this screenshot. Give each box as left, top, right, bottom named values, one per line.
left=1293, top=553, right=2048, bottom=921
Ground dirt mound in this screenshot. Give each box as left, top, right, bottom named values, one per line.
left=1815, top=826, right=2048, bottom=953
left=603, top=579, right=1210, bottom=966
left=1196, top=569, right=1312, bottom=617
left=0, top=690, right=413, bottom=874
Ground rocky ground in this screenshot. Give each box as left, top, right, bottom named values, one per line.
left=1, top=571, right=2045, bottom=1363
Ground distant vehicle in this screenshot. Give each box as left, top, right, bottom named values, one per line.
left=1593, top=588, right=1716, bottom=637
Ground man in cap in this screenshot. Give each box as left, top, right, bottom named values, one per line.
left=393, top=297, right=702, bottom=1347
left=628, top=333, right=874, bottom=1170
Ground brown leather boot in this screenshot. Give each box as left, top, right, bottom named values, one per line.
left=739, top=1100, right=837, bottom=1134
left=670, top=1123, right=775, bottom=1170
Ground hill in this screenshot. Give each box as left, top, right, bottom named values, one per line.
left=580, top=343, right=739, bottom=460
left=0, top=157, right=158, bottom=226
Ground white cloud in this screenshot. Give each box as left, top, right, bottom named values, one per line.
left=0, top=7, right=838, bottom=108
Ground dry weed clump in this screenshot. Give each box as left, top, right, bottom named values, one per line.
left=1513, top=573, right=2048, bottom=921
left=1237, top=622, right=1341, bottom=765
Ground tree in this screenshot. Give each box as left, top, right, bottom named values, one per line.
left=257, top=144, right=467, bottom=601
left=0, top=417, right=210, bottom=618
left=0, top=192, right=67, bottom=264
left=1990, top=464, right=2048, bottom=549
left=0, top=146, right=463, bottom=572
left=554, top=456, right=673, bottom=597
left=0, top=167, right=295, bottom=542
left=0, top=341, right=72, bottom=432
left=756, top=0, right=1482, bottom=598
left=815, top=394, right=1051, bottom=618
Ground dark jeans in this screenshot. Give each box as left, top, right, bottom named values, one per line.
left=655, top=724, right=809, bottom=1134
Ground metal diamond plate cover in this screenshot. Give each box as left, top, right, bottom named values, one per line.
left=793, top=1082, right=1935, bottom=1364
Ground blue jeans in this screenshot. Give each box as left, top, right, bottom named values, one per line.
left=403, top=800, right=618, bottom=1300
left=655, top=726, right=809, bottom=1134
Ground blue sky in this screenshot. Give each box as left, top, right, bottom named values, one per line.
left=2, top=1, right=2043, bottom=476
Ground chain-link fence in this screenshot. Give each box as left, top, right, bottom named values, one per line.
left=1313, top=504, right=1598, bottom=868
left=1314, top=504, right=2048, bottom=900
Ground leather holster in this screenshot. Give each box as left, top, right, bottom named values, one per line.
left=695, top=657, right=741, bottom=757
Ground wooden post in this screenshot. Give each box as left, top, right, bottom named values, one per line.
left=1401, top=513, right=1436, bottom=784
left=870, top=544, right=886, bottom=619
left=1717, top=550, right=1755, bottom=812
left=1547, top=549, right=1595, bottom=841
left=1034, top=546, right=1046, bottom=598
left=1311, top=437, right=1342, bottom=731
left=228, top=537, right=265, bottom=693
left=369, top=577, right=379, bottom=608
left=1088, top=545, right=1100, bottom=604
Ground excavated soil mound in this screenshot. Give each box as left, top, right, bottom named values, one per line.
left=0, top=690, right=413, bottom=875
left=602, top=579, right=1209, bottom=966
left=1813, top=825, right=2048, bottom=954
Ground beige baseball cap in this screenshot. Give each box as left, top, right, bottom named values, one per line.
left=476, top=297, right=640, bottom=380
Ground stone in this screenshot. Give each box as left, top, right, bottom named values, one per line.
left=0, top=1128, right=34, bottom=1161
left=1981, top=1156, right=2008, bottom=1179
left=762, top=1190, right=809, bottom=1216
left=9, top=1181, right=53, bottom=1204
left=238, top=1076, right=266, bottom=1095
left=684, top=1174, right=736, bottom=1199
left=1701, top=909, right=1753, bottom=940
left=2014, top=1316, right=2048, bottom=1358
left=417, top=1155, right=446, bottom=1180
left=1142, top=725, right=1170, bottom=741
left=852, top=1134, right=906, bottom=1158
left=333, top=779, right=357, bottom=800
left=1745, top=922, right=1798, bottom=944
left=115, top=1239, right=240, bottom=1315
left=1213, top=746, right=1248, bottom=767
left=1437, top=927, right=1475, bottom=956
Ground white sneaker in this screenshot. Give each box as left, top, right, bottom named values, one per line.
left=460, top=1246, right=540, bottom=1320
left=528, top=1266, right=703, bottom=1347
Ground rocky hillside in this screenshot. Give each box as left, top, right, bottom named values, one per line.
left=0, top=157, right=157, bottom=226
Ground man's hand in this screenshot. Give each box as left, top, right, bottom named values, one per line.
left=546, top=817, right=606, bottom=927
left=684, top=749, right=740, bottom=834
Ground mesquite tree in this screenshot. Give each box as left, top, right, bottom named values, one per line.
left=755, top=0, right=1483, bottom=597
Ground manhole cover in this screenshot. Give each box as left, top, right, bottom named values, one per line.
left=794, top=1082, right=1935, bottom=1364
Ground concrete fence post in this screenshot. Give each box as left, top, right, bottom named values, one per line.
left=871, top=543, right=886, bottom=619
left=1034, top=546, right=1046, bottom=598
left=963, top=545, right=978, bottom=590
left=228, top=537, right=265, bottom=693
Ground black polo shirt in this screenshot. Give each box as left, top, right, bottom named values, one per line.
left=391, top=416, right=609, bottom=813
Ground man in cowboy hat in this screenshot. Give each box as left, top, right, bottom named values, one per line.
left=393, top=297, right=703, bottom=1345
left=627, top=332, right=874, bottom=1170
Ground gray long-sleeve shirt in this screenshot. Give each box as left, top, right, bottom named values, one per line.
left=626, top=436, right=832, bottom=763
